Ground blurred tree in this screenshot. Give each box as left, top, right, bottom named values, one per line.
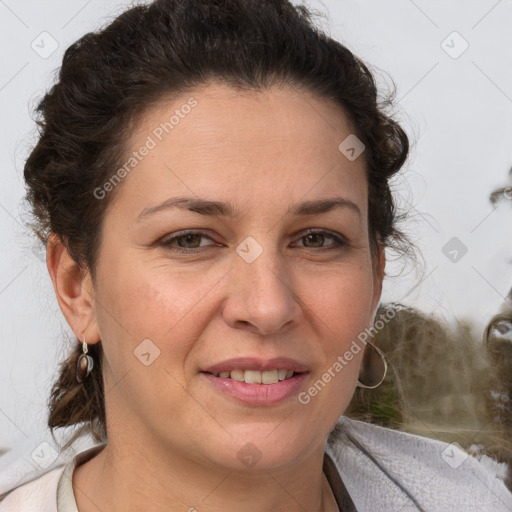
left=345, top=303, right=510, bottom=477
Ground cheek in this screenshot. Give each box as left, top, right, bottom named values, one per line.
left=308, top=265, right=376, bottom=339
left=304, top=265, right=375, bottom=397
left=93, top=256, right=224, bottom=364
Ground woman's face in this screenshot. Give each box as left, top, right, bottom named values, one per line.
left=88, top=82, right=384, bottom=470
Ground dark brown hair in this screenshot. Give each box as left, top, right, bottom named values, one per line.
left=23, top=0, right=410, bottom=451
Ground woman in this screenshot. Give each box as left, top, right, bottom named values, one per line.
left=1, top=0, right=511, bottom=510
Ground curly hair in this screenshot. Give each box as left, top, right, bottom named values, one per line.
left=22, top=0, right=410, bottom=450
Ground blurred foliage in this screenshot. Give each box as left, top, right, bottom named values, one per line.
left=345, top=303, right=512, bottom=479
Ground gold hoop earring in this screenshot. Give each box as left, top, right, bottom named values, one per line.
left=357, top=341, right=387, bottom=389
left=76, top=337, right=94, bottom=383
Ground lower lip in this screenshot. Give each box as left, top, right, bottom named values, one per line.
left=201, top=372, right=309, bottom=405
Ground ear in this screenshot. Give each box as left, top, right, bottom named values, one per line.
left=46, top=233, right=100, bottom=344
left=370, top=243, right=386, bottom=316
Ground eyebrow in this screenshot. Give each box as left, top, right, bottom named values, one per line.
left=136, top=195, right=361, bottom=222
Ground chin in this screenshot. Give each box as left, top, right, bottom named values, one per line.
left=200, top=425, right=318, bottom=472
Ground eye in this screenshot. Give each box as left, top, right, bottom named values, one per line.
left=158, top=230, right=217, bottom=253
left=157, top=229, right=347, bottom=254
left=293, top=229, right=347, bottom=251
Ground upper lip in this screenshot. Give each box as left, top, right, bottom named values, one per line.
left=201, top=357, right=309, bottom=374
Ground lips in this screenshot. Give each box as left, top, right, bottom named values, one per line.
left=200, top=357, right=310, bottom=404
left=201, top=370, right=309, bottom=405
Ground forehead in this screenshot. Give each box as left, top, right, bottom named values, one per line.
left=138, top=81, right=357, bottom=150
left=114, top=81, right=368, bottom=220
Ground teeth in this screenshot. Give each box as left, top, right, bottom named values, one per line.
left=230, top=370, right=245, bottom=382
left=244, top=370, right=262, bottom=384
left=214, top=368, right=297, bottom=384
left=261, top=369, right=278, bottom=384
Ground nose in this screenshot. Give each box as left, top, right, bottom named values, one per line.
left=222, top=243, right=304, bottom=337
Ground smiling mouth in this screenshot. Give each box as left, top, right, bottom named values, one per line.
left=203, top=369, right=301, bottom=384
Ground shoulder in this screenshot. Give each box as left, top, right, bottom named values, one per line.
left=326, top=416, right=512, bottom=512
left=0, top=465, right=64, bottom=511
left=0, top=442, right=105, bottom=512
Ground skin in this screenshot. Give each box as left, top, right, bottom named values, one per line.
left=47, top=81, right=385, bottom=512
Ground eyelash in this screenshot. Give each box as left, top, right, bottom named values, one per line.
left=157, top=229, right=348, bottom=254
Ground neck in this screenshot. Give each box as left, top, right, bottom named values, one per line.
left=72, top=435, right=338, bottom=512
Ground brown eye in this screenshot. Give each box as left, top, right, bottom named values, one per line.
left=302, top=233, right=326, bottom=248
left=174, top=233, right=203, bottom=248
left=294, top=230, right=346, bottom=250
left=159, top=231, right=216, bottom=253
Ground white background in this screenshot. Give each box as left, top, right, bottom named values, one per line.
left=0, top=0, right=511, bottom=457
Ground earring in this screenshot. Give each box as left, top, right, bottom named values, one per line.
left=76, top=337, right=94, bottom=383
left=357, top=341, right=387, bottom=389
